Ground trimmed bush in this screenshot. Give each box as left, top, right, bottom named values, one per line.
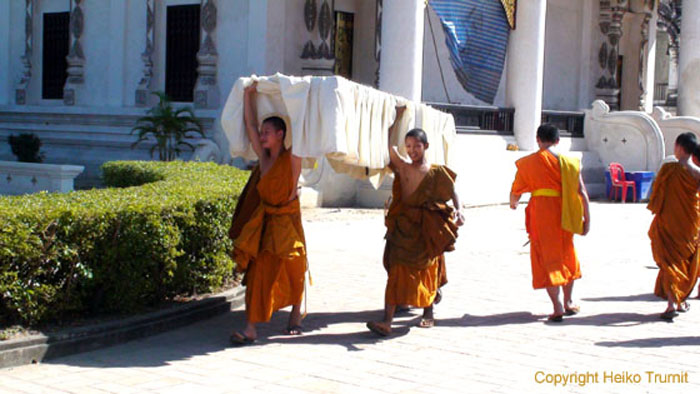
left=0, top=161, right=249, bottom=326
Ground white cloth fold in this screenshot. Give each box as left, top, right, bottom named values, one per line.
left=220, top=73, right=456, bottom=188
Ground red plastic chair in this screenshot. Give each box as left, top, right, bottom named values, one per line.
left=609, top=162, right=636, bottom=203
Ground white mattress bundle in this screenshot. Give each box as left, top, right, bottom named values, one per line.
left=220, top=73, right=456, bottom=188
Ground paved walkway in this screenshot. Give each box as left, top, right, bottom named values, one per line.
left=2, top=203, right=700, bottom=393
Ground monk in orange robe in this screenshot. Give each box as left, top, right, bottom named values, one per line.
left=229, top=82, right=306, bottom=345
left=367, top=106, right=464, bottom=336
left=510, top=124, right=591, bottom=322
left=648, top=132, right=700, bottom=321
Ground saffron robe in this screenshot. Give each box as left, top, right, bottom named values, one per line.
left=384, top=165, right=458, bottom=307
left=647, top=162, right=700, bottom=304
left=229, top=150, right=306, bottom=323
left=511, top=149, right=582, bottom=289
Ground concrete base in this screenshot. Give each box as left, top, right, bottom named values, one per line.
left=0, top=161, right=84, bottom=195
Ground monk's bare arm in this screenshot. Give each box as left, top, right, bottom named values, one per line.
left=288, top=153, right=302, bottom=202
left=509, top=193, right=521, bottom=210
left=578, top=172, right=591, bottom=235
left=452, top=189, right=465, bottom=226
left=388, top=106, right=409, bottom=172
left=243, top=82, right=264, bottom=159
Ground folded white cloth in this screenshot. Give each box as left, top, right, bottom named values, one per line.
left=220, top=73, right=456, bottom=188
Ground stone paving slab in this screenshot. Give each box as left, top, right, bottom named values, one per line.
left=2, top=203, right=700, bottom=393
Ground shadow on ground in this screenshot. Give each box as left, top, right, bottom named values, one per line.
left=582, top=293, right=658, bottom=302
left=596, top=336, right=700, bottom=348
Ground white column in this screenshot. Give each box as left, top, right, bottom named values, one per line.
left=378, top=0, right=424, bottom=101
left=0, top=0, right=10, bottom=104
left=505, top=0, right=547, bottom=151
left=107, top=0, right=127, bottom=107
left=678, top=0, right=700, bottom=117
left=640, top=12, right=657, bottom=113
left=247, top=0, right=268, bottom=75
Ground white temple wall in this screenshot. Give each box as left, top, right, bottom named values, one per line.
left=543, top=0, right=584, bottom=111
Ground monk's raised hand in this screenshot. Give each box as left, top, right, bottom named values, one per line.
left=244, top=81, right=258, bottom=95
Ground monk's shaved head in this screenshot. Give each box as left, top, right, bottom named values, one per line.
left=405, top=128, right=428, bottom=145
left=537, top=123, right=559, bottom=143
left=676, top=132, right=698, bottom=155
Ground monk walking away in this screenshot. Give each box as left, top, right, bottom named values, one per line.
left=510, top=124, right=591, bottom=322
left=367, top=106, right=465, bottom=337
left=229, top=82, right=307, bottom=345
left=648, top=132, right=700, bottom=322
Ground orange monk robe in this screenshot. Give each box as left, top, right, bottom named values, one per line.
left=384, top=165, right=459, bottom=308
left=511, top=149, right=581, bottom=289
left=229, top=150, right=307, bottom=324
left=647, top=162, right=700, bottom=304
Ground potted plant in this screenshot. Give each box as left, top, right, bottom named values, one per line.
left=8, top=133, right=44, bottom=163
left=131, top=92, right=205, bottom=161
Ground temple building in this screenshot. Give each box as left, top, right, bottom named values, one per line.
left=0, top=0, right=698, bottom=205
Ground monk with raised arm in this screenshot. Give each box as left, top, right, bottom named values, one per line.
left=367, top=106, right=464, bottom=336
left=229, top=82, right=306, bottom=345
left=510, top=124, right=591, bottom=322
left=648, top=132, right=700, bottom=321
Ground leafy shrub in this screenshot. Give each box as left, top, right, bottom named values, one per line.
left=0, top=161, right=249, bottom=326
left=8, top=133, right=44, bottom=163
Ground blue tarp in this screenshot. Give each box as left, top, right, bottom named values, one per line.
left=429, top=0, right=510, bottom=104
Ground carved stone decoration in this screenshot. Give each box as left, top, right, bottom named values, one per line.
left=598, top=42, right=608, bottom=69
left=301, top=40, right=317, bottom=59
left=374, top=0, right=383, bottom=88
left=319, top=1, right=332, bottom=41
left=304, top=0, right=317, bottom=32
left=136, top=0, right=155, bottom=107
left=596, top=2, right=625, bottom=110
left=16, top=0, right=33, bottom=105
left=318, top=0, right=334, bottom=60
left=194, top=0, right=219, bottom=109
left=64, top=0, right=85, bottom=105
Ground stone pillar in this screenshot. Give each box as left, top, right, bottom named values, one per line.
left=378, top=0, right=424, bottom=101
left=505, top=0, right=547, bottom=151
left=136, top=0, right=155, bottom=107
left=595, top=6, right=625, bottom=111
left=194, top=0, right=219, bottom=109
left=639, top=10, right=657, bottom=113
left=678, top=0, right=700, bottom=116
left=247, top=0, right=268, bottom=74
left=667, top=45, right=679, bottom=105
left=15, top=0, right=34, bottom=105
left=63, top=0, right=85, bottom=106
left=107, top=0, right=127, bottom=107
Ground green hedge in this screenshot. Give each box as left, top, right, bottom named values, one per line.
left=0, top=161, right=250, bottom=326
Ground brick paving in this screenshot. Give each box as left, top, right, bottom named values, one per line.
left=2, top=203, right=700, bottom=393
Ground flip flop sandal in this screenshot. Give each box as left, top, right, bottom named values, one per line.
left=285, top=325, right=304, bottom=335
left=418, top=318, right=435, bottom=328
left=229, top=331, right=256, bottom=346
left=366, top=321, right=391, bottom=337
left=660, top=310, right=679, bottom=322
left=547, top=314, right=564, bottom=323
left=564, top=306, right=580, bottom=316
left=677, top=302, right=690, bottom=313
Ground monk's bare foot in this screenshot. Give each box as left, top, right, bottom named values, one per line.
left=367, top=321, right=391, bottom=337
left=418, top=318, right=435, bottom=328
left=660, top=308, right=678, bottom=322
left=564, top=304, right=580, bottom=316
left=546, top=314, right=563, bottom=323
left=677, top=302, right=690, bottom=313
left=285, top=325, right=303, bottom=335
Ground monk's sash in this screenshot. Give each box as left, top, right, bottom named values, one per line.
left=559, top=155, right=584, bottom=235
left=532, top=188, right=560, bottom=197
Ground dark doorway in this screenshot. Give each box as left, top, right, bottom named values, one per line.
left=165, top=5, right=200, bottom=102
left=42, top=12, right=70, bottom=100
left=334, top=11, right=354, bottom=79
